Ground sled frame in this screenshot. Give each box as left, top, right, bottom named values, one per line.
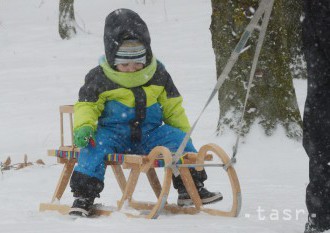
left=39, top=105, right=241, bottom=218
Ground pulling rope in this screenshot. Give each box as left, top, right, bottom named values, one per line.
left=170, top=0, right=275, bottom=177
left=232, top=0, right=274, bottom=159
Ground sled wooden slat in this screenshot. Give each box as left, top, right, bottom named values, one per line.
left=51, top=159, right=75, bottom=202
left=49, top=145, right=214, bottom=161
left=129, top=200, right=199, bottom=215
left=146, top=168, right=162, bottom=198
left=59, top=105, right=74, bottom=148
left=47, top=148, right=213, bottom=167
left=117, top=164, right=141, bottom=211
left=60, top=111, right=64, bottom=147
left=59, top=105, right=74, bottom=113
left=179, top=166, right=203, bottom=210
left=40, top=105, right=242, bottom=219
left=39, top=203, right=71, bottom=215
left=111, top=165, right=127, bottom=194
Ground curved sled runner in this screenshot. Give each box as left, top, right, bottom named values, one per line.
left=196, top=143, right=241, bottom=217
left=117, top=146, right=173, bottom=219
left=129, top=143, right=242, bottom=217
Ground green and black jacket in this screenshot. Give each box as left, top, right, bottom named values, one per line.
left=74, top=9, right=191, bottom=139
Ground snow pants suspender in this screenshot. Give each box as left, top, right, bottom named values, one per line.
left=130, top=87, right=146, bottom=143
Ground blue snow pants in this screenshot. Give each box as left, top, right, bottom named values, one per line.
left=74, top=124, right=196, bottom=181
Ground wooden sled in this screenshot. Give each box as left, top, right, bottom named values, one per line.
left=39, top=105, right=241, bottom=218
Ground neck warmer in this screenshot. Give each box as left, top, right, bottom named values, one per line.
left=99, top=55, right=157, bottom=88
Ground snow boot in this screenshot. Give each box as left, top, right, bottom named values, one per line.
left=177, top=187, right=223, bottom=207
left=173, top=168, right=223, bottom=206
left=69, top=196, right=95, bottom=217
left=69, top=171, right=104, bottom=217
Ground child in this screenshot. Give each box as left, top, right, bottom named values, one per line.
left=69, top=8, right=222, bottom=217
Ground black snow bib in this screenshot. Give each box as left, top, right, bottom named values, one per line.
left=129, top=87, right=146, bottom=143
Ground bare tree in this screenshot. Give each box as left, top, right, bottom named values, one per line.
left=210, top=0, right=303, bottom=139
left=59, top=0, right=76, bottom=39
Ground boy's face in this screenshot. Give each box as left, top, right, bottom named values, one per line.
left=116, top=62, right=144, bottom=73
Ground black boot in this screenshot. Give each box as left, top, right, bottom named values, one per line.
left=69, top=171, right=104, bottom=217
left=69, top=196, right=95, bottom=217
left=173, top=168, right=223, bottom=206
left=177, top=187, right=223, bottom=207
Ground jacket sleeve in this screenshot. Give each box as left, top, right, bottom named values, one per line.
left=157, top=69, right=191, bottom=133
left=73, top=68, right=106, bottom=131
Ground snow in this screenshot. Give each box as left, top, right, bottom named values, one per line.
left=0, top=0, right=314, bottom=232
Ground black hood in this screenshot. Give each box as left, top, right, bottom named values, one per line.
left=103, top=9, right=153, bottom=68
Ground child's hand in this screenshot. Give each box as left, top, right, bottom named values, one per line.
left=74, top=126, right=95, bottom=148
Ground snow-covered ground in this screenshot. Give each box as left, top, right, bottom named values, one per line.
left=0, top=0, right=312, bottom=232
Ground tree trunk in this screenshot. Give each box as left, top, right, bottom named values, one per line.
left=210, top=0, right=303, bottom=139
left=59, top=0, right=76, bottom=40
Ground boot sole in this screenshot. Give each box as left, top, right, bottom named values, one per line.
left=177, top=193, right=223, bottom=207
left=69, top=207, right=90, bottom=217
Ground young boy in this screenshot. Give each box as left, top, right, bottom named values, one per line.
left=69, top=8, right=222, bottom=217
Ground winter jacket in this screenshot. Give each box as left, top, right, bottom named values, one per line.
left=74, top=9, right=191, bottom=138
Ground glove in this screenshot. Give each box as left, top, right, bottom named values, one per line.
left=74, top=126, right=95, bottom=148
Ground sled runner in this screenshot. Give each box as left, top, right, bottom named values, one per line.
left=39, top=105, right=241, bottom=218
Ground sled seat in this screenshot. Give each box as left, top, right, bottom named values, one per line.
left=39, top=105, right=241, bottom=219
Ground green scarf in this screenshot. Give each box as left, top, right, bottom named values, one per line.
left=99, top=55, right=157, bottom=88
